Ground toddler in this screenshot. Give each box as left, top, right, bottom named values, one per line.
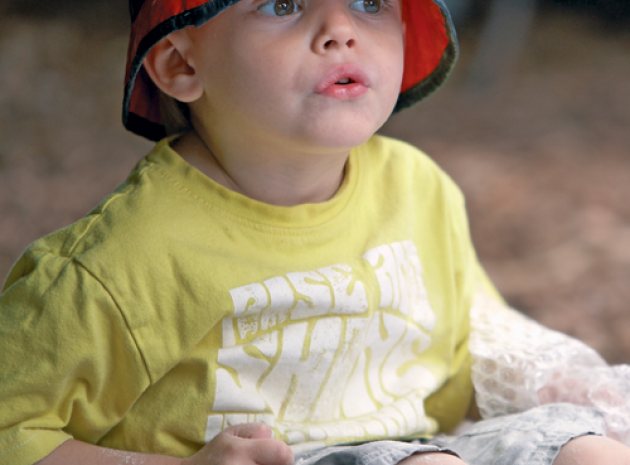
left=1, top=0, right=629, bottom=464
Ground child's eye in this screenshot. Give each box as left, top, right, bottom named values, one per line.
left=349, top=0, right=382, bottom=14
left=258, top=0, right=301, bottom=16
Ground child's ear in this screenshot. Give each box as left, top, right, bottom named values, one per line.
left=143, top=31, right=203, bottom=103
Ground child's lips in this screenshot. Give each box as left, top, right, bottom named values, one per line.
left=315, top=65, right=370, bottom=100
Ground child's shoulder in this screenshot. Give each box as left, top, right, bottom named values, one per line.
left=362, top=134, right=451, bottom=177
left=5, top=141, right=189, bottom=283
left=360, top=134, right=464, bottom=201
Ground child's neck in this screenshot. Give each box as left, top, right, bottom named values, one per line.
left=172, top=131, right=350, bottom=207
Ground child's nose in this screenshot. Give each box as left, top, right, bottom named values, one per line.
left=311, top=2, right=357, bottom=54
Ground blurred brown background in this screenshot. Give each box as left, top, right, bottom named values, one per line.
left=1, top=1, right=629, bottom=362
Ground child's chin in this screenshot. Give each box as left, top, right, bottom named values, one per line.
left=303, top=121, right=384, bottom=150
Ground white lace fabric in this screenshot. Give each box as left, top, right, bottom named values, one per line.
left=469, top=293, right=630, bottom=444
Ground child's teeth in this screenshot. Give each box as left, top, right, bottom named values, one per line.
left=338, top=78, right=351, bottom=84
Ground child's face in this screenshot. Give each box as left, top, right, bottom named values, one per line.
left=184, top=0, right=404, bottom=152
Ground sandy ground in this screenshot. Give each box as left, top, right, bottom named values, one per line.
left=1, top=6, right=629, bottom=362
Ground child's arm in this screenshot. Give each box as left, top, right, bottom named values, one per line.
left=468, top=292, right=630, bottom=444
left=36, top=424, right=293, bottom=465
left=36, top=440, right=179, bottom=465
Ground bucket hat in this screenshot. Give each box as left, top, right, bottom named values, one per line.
left=123, top=0, right=458, bottom=141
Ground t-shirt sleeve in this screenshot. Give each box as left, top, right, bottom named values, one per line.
left=0, top=249, right=151, bottom=465
left=424, top=175, right=485, bottom=432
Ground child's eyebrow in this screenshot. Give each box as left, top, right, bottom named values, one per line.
left=247, top=0, right=270, bottom=7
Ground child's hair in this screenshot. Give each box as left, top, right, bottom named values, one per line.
left=159, top=92, right=192, bottom=136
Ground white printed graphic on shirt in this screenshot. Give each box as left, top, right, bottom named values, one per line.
left=205, top=241, right=439, bottom=445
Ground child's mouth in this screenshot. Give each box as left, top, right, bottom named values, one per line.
left=315, top=65, right=370, bottom=100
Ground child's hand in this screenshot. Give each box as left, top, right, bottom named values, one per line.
left=182, top=423, right=294, bottom=465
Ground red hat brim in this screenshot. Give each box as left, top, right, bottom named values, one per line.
left=123, top=0, right=457, bottom=141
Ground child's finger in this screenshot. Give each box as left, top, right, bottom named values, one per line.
left=225, top=422, right=273, bottom=439
left=247, top=438, right=294, bottom=465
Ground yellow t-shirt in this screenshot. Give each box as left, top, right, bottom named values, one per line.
left=0, top=135, right=485, bottom=464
